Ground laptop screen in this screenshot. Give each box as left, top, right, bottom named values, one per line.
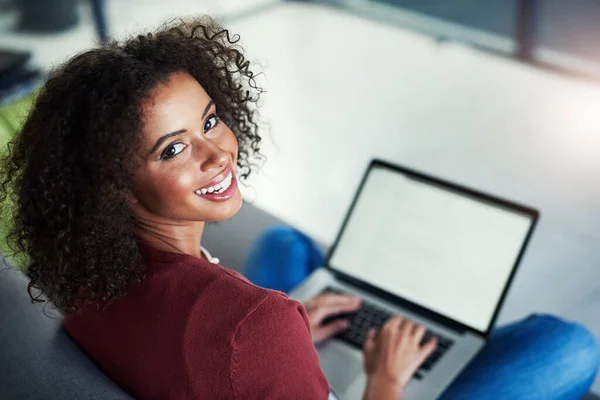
left=328, top=164, right=534, bottom=333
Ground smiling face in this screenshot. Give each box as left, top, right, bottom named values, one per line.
left=130, top=72, right=243, bottom=223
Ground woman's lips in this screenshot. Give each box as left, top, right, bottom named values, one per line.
left=194, top=173, right=238, bottom=202
left=197, top=171, right=233, bottom=195
left=197, top=167, right=233, bottom=192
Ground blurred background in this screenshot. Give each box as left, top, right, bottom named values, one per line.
left=4, top=0, right=600, bottom=86
left=2, top=0, right=600, bottom=396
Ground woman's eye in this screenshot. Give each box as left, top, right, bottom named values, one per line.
left=161, top=143, right=186, bottom=160
left=204, top=115, right=219, bottom=131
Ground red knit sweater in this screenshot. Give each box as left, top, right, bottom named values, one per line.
left=63, top=243, right=330, bottom=399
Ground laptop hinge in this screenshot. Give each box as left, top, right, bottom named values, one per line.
left=331, top=269, right=475, bottom=336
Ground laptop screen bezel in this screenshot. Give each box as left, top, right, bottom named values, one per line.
left=324, top=159, right=539, bottom=338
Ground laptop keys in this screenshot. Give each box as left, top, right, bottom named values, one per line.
left=320, top=286, right=454, bottom=376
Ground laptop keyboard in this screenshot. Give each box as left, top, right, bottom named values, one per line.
left=320, top=286, right=454, bottom=380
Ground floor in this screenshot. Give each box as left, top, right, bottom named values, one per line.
left=3, top=0, right=600, bottom=396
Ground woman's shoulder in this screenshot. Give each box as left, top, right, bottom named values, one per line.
left=141, top=245, right=272, bottom=304
left=150, top=253, right=297, bottom=333
left=180, top=261, right=297, bottom=332
left=150, top=255, right=281, bottom=308
left=138, top=244, right=308, bottom=345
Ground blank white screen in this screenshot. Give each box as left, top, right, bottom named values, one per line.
left=329, top=166, right=533, bottom=332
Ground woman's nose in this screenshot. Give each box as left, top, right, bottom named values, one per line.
left=199, top=141, right=230, bottom=172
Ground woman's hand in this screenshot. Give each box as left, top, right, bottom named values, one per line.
left=362, top=316, right=437, bottom=400
left=303, top=293, right=361, bottom=344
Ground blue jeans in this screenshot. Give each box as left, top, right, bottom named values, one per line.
left=243, top=226, right=600, bottom=399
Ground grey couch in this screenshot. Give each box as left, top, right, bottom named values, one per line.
left=0, top=266, right=133, bottom=399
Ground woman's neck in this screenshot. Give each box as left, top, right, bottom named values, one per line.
left=134, top=216, right=206, bottom=260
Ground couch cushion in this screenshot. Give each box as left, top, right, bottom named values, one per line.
left=0, top=255, right=133, bottom=400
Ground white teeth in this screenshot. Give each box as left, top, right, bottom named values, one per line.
left=196, top=172, right=234, bottom=196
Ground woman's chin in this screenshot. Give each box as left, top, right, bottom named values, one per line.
left=199, top=189, right=243, bottom=222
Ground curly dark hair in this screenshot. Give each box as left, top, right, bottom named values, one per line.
left=0, top=17, right=264, bottom=313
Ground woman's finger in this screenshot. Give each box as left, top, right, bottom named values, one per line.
left=363, top=329, right=377, bottom=374
left=305, top=293, right=360, bottom=310
left=312, top=319, right=350, bottom=344
left=412, top=323, right=427, bottom=344
left=417, top=337, right=438, bottom=365
left=381, top=315, right=402, bottom=347
left=400, top=319, right=414, bottom=336
left=308, top=302, right=360, bottom=324
left=383, top=315, right=403, bottom=331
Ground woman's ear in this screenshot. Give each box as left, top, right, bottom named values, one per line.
left=127, top=191, right=140, bottom=205
left=127, top=192, right=146, bottom=220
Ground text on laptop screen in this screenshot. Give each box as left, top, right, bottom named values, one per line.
left=329, top=166, right=533, bottom=332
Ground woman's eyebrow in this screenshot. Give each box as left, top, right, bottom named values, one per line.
left=149, top=129, right=187, bottom=156
left=202, top=99, right=215, bottom=120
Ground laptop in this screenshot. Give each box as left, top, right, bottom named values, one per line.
left=289, top=159, right=539, bottom=400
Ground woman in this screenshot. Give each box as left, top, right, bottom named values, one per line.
left=1, top=17, right=598, bottom=399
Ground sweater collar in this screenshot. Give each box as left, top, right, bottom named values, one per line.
left=137, top=241, right=211, bottom=265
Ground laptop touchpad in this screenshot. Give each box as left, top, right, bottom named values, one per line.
left=318, top=341, right=363, bottom=394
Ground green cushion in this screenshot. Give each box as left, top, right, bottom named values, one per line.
left=0, top=93, right=36, bottom=269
